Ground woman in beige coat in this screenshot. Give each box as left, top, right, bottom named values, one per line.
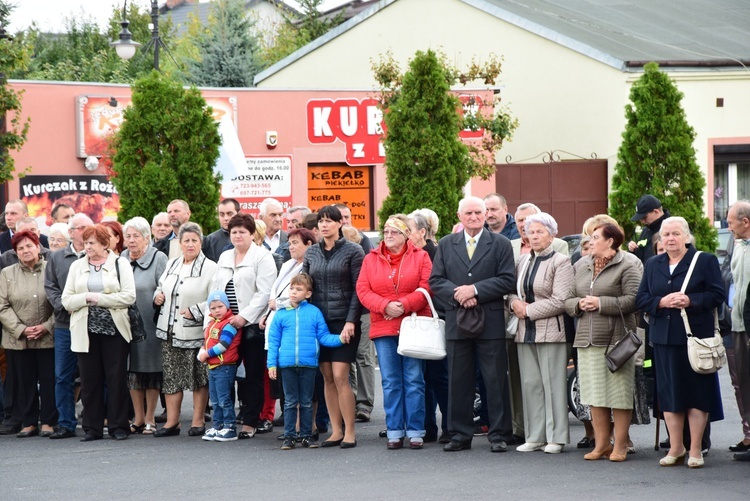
left=62, top=225, right=136, bottom=441
left=153, top=222, right=218, bottom=437
left=565, top=222, right=643, bottom=462
left=0, top=230, right=56, bottom=438
left=509, top=213, right=574, bottom=454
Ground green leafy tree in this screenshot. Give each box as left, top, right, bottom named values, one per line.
left=259, top=0, right=344, bottom=67
left=109, top=71, right=221, bottom=231
left=609, top=62, right=716, bottom=251
left=188, top=0, right=261, bottom=87
left=21, top=4, right=178, bottom=83
left=373, top=50, right=517, bottom=235
left=0, top=1, right=31, bottom=183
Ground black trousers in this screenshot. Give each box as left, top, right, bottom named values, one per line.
left=446, top=338, right=512, bottom=443
left=7, top=348, right=57, bottom=428
left=77, top=334, right=130, bottom=437
left=239, top=331, right=265, bottom=428
left=2, top=350, right=20, bottom=428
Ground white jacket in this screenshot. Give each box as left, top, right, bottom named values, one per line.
left=62, top=251, right=136, bottom=353
left=213, top=244, right=277, bottom=326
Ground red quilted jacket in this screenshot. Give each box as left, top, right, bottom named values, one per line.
left=356, top=240, right=433, bottom=339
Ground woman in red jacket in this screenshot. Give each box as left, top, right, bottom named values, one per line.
left=356, top=215, right=433, bottom=450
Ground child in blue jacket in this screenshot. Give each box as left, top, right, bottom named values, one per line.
left=267, top=273, right=349, bottom=449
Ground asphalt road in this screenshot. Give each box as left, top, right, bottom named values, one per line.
left=1, top=368, right=748, bottom=500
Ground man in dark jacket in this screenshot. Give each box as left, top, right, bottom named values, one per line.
left=43, top=213, right=94, bottom=439
left=484, top=193, right=520, bottom=240
left=430, top=196, right=516, bottom=453
left=628, top=195, right=670, bottom=264
left=203, top=198, right=239, bottom=262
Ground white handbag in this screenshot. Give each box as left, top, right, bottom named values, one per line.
left=397, top=287, right=446, bottom=360
left=680, top=252, right=726, bottom=374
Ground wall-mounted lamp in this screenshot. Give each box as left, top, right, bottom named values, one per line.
left=109, top=97, right=119, bottom=107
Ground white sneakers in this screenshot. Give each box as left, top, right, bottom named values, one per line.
left=516, top=442, right=545, bottom=452
left=544, top=443, right=564, bottom=454
left=516, top=442, right=564, bottom=453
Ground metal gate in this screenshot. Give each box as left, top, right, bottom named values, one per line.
left=494, top=160, right=608, bottom=237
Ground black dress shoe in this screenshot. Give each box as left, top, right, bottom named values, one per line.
left=734, top=450, right=750, bottom=461
left=188, top=426, right=206, bottom=437
left=424, top=434, right=437, bottom=443
left=17, top=428, right=39, bottom=438
left=155, top=411, right=167, bottom=424
left=80, top=433, right=102, bottom=442
left=153, top=425, right=181, bottom=437
left=490, top=440, right=508, bottom=453
left=729, top=441, right=750, bottom=452
left=577, top=436, right=595, bottom=449
left=113, top=430, right=128, bottom=441
left=340, top=440, right=357, bottom=449
left=50, top=427, right=76, bottom=439
left=321, top=438, right=343, bottom=448
left=379, top=429, right=387, bottom=438
left=0, top=424, right=21, bottom=435
left=443, top=440, right=471, bottom=452
left=438, top=432, right=452, bottom=444
left=40, top=429, right=54, bottom=438
left=659, top=438, right=670, bottom=449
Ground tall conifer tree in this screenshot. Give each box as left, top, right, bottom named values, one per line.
left=609, top=62, right=716, bottom=251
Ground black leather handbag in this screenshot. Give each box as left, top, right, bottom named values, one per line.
left=604, top=301, right=642, bottom=373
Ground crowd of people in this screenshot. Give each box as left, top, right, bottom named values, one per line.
left=0, top=193, right=748, bottom=467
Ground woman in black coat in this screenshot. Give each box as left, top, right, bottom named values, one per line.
left=636, top=217, right=725, bottom=468
left=302, top=205, right=364, bottom=448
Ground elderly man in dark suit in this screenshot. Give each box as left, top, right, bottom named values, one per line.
left=430, top=196, right=516, bottom=452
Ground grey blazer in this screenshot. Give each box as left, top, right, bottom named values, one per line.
left=429, top=230, right=516, bottom=340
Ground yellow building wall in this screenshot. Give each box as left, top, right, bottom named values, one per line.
left=258, top=0, right=750, bottom=218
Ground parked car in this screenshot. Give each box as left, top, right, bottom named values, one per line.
left=716, top=228, right=733, bottom=265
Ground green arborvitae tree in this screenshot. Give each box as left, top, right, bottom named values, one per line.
left=110, top=71, right=221, bottom=231
left=0, top=1, right=31, bottom=184
left=609, top=62, right=717, bottom=251
left=373, top=50, right=517, bottom=235
left=377, top=50, right=470, bottom=237
left=188, top=0, right=261, bottom=87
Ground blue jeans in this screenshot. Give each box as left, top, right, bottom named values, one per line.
left=208, top=364, right=237, bottom=430
left=54, top=328, right=78, bottom=431
left=374, top=336, right=426, bottom=439
left=281, top=367, right=316, bottom=438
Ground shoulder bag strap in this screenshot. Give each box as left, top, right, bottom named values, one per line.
left=605, top=298, right=628, bottom=355
left=415, top=287, right=439, bottom=320
left=679, top=251, right=701, bottom=338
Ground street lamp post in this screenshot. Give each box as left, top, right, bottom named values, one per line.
left=110, top=0, right=173, bottom=71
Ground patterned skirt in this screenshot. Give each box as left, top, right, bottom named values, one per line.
left=161, top=341, right=208, bottom=394
left=578, top=346, right=634, bottom=410
left=127, top=372, right=163, bottom=391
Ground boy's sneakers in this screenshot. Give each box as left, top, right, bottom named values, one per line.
left=202, top=427, right=219, bottom=441
left=300, top=436, right=319, bottom=448
left=214, top=428, right=238, bottom=442
left=281, top=437, right=296, bottom=450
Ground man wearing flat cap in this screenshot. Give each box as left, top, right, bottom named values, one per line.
left=627, top=194, right=670, bottom=265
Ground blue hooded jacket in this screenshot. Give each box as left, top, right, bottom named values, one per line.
left=267, top=300, right=343, bottom=369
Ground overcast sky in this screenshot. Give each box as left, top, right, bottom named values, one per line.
left=7, top=0, right=349, bottom=33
